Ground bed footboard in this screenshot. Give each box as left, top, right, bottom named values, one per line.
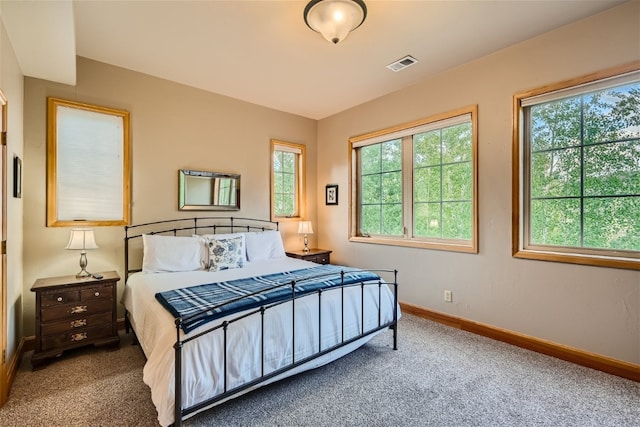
left=172, top=269, right=399, bottom=426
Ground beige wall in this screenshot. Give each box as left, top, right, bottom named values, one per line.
left=316, top=2, right=640, bottom=364
left=22, top=57, right=318, bottom=336
left=1, top=19, right=24, bottom=367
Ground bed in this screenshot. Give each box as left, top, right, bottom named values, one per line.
left=122, top=217, right=399, bottom=426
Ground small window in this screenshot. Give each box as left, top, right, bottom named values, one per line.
left=513, top=63, right=640, bottom=270
left=271, top=140, right=306, bottom=221
left=350, top=106, right=478, bottom=253
left=47, top=98, right=131, bottom=227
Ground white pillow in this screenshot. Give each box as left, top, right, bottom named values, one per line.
left=206, top=235, right=245, bottom=272
left=244, top=230, right=286, bottom=262
left=142, top=234, right=203, bottom=273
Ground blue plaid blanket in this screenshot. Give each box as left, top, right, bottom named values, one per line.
left=155, top=264, right=380, bottom=332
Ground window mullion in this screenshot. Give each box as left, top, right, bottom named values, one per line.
left=579, top=96, right=585, bottom=248
left=403, top=135, right=412, bottom=239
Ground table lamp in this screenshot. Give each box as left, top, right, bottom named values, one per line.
left=297, top=221, right=314, bottom=253
left=65, top=228, right=98, bottom=278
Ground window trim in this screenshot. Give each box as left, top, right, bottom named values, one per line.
left=512, top=61, right=640, bottom=270
left=349, top=105, right=478, bottom=253
left=270, top=139, right=306, bottom=222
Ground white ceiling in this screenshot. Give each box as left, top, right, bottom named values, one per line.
left=0, top=0, right=628, bottom=120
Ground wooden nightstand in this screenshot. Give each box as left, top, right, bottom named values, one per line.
left=30, top=271, right=120, bottom=369
left=286, top=249, right=332, bottom=265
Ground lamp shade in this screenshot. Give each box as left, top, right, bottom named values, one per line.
left=297, top=221, right=314, bottom=235
left=304, top=0, right=367, bottom=44
left=65, top=228, right=98, bottom=250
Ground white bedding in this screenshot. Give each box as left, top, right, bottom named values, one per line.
left=122, top=257, right=398, bottom=426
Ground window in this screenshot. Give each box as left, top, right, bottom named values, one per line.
left=513, top=64, right=640, bottom=270
left=271, top=140, right=306, bottom=221
left=350, top=106, right=478, bottom=253
left=47, top=97, right=131, bottom=227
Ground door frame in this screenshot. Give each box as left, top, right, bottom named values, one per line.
left=0, top=90, right=8, bottom=405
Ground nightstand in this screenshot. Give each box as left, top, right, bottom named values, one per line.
left=30, top=271, right=120, bottom=369
left=285, top=249, right=332, bottom=265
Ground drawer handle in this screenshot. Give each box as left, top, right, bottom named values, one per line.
left=71, top=305, right=88, bottom=314
left=57, top=297, right=63, bottom=302
left=94, top=291, right=100, bottom=297
left=70, top=319, right=87, bottom=328
left=71, top=332, right=88, bottom=342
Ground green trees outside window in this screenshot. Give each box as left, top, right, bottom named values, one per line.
left=273, top=150, right=297, bottom=217
left=414, top=122, right=473, bottom=240
left=360, top=139, right=403, bottom=236
left=526, top=82, right=640, bottom=252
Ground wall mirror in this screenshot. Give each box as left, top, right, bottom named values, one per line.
left=179, top=169, right=240, bottom=211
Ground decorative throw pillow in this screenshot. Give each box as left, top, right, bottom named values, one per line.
left=198, top=233, right=247, bottom=262
left=207, top=235, right=245, bottom=272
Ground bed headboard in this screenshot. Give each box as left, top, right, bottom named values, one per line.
left=124, top=216, right=279, bottom=281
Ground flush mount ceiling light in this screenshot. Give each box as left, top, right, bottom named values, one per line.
left=304, top=0, right=367, bottom=45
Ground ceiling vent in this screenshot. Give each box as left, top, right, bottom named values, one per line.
left=386, top=55, right=418, bottom=72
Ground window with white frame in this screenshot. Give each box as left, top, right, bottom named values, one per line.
left=271, top=140, right=306, bottom=220
left=350, top=106, right=478, bottom=253
left=513, top=64, right=640, bottom=270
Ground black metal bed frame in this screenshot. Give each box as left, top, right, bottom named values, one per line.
left=124, top=217, right=399, bottom=427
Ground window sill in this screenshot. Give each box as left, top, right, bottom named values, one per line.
left=513, top=248, right=640, bottom=271
left=349, top=235, right=477, bottom=254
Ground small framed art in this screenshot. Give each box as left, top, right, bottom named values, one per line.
left=325, top=184, right=338, bottom=205
left=13, top=155, right=22, bottom=198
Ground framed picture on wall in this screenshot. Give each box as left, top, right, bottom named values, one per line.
left=13, top=155, right=21, bottom=198
left=325, top=184, right=338, bottom=205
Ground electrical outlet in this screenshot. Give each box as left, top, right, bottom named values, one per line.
left=444, top=290, right=452, bottom=302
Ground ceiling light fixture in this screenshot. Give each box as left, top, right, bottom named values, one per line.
left=304, top=0, right=367, bottom=45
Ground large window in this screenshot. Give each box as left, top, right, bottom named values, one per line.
left=271, top=140, right=306, bottom=221
left=513, top=64, right=640, bottom=270
left=350, top=106, right=478, bottom=253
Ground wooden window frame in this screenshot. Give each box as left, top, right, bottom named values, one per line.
left=349, top=105, right=478, bottom=254
left=512, top=62, right=640, bottom=270
left=270, top=139, right=306, bottom=222
left=46, top=97, right=131, bottom=227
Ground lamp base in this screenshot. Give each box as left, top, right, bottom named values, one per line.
left=76, top=251, right=91, bottom=278
left=303, top=234, right=310, bottom=253
left=76, top=269, right=91, bottom=278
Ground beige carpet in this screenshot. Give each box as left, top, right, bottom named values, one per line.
left=1, top=315, right=638, bottom=427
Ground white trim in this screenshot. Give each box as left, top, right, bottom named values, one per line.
left=352, top=113, right=472, bottom=148
left=521, top=70, right=640, bottom=107
left=274, top=144, right=302, bottom=154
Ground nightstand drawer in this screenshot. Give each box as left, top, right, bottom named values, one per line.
left=81, top=285, right=112, bottom=300
left=40, top=298, right=113, bottom=322
left=41, top=312, right=113, bottom=335
left=41, top=324, right=115, bottom=351
left=312, top=254, right=330, bottom=264
left=41, top=290, right=81, bottom=307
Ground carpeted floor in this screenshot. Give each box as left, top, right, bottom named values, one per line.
left=1, top=314, right=638, bottom=426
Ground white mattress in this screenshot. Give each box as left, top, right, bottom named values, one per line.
left=122, top=257, right=398, bottom=426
